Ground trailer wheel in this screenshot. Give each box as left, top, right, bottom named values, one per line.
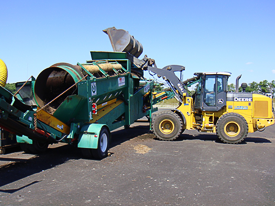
left=82, top=127, right=110, bottom=160
left=152, top=111, right=183, bottom=141
left=20, top=143, right=32, bottom=153
left=20, top=141, right=49, bottom=154
left=31, top=141, right=49, bottom=153
left=216, top=113, right=248, bottom=144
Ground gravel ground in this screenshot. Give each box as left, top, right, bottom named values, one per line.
left=0, top=117, right=275, bottom=205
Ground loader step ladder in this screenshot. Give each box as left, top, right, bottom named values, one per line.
left=201, top=112, right=215, bottom=133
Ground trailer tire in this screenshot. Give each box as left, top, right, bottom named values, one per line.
left=82, top=127, right=110, bottom=160
left=152, top=111, right=183, bottom=141
left=20, top=143, right=32, bottom=153
left=216, top=113, right=248, bottom=144
left=30, top=141, right=49, bottom=153
left=21, top=141, right=49, bottom=154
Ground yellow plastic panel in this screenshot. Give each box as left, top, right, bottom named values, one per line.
left=37, top=109, right=70, bottom=134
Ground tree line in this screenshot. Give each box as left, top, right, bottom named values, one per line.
left=4, top=80, right=275, bottom=97
left=5, top=83, right=17, bottom=93
left=228, top=80, right=275, bottom=95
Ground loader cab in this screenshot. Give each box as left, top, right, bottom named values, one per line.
left=193, top=72, right=231, bottom=112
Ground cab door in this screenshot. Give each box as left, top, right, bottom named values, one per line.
left=202, top=75, right=227, bottom=111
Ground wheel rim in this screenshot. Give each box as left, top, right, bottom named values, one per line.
left=224, top=121, right=240, bottom=137
left=159, top=119, right=174, bottom=134
left=100, top=133, right=108, bottom=153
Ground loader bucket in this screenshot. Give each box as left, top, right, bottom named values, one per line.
left=103, top=27, right=143, bottom=58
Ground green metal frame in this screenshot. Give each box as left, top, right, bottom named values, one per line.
left=0, top=50, right=162, bottom=153
left=77, top=62, right=95, bottom=79
left=89, top=51, right=128, bottom=60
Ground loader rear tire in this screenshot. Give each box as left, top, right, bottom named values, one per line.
left=152, top=111, right=183, bottom=141
left=216, top=113, right=248, bottom=144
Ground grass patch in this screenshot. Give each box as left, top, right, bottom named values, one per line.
left=155, top=98, right=179, bottom=107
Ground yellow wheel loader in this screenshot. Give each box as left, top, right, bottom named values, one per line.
left=148, top=65, right=274, bottom=143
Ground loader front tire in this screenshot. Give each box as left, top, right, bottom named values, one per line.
left=216, top=113, right=248, bottom=144
left=152, top=111, right=183, bottom=141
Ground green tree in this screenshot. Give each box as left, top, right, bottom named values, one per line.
left=153, top=83, right=164, bottom=92
left=258, top=80, right=269, bottom=93
left=4, top=83, right=16, bottom=94
left=245, top=81, right=259, bottom=92
left=228, top=83, right=235, bottom=92
left=268, top=80, right=275, bottom=96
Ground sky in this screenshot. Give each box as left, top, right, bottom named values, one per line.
left=0, top=0, right=274, bottom=86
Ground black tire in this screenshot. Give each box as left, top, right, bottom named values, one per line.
left=21, top=141, right=48, bottom=154
left=20, top=143, right=32, bottom=153
left=152, top=111, right=183, bottom=141
left=173, top=110, right=185, bottom=134
left=81, top=148, right=93, bottom=159
left=180, top=127, right=186, bottom=135
left=216, top=113, right=248, bottom=144
left=31, top=141, right=49, bottom=153
left=81, top=127, right=110, bottom=160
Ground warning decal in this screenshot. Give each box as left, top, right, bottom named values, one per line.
left=118, top=77, right=125, bottom=87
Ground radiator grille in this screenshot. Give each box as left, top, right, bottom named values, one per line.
left=254, top=101, right=268, bottom=118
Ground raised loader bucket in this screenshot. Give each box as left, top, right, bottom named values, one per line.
left=103, top=27, right=143, bottom=58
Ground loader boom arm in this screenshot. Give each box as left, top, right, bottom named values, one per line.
left=148, top=65, right=187, bottom=103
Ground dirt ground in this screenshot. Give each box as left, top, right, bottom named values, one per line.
left=0, top=118, right=275, bottom=205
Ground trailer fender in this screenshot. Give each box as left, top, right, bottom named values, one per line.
left=77, top=124, right=108, bottom=149
left=16, top=135, right=33, bottom=144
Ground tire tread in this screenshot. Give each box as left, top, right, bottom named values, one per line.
left=216, top=112, right=248, bottom=144
left=152, top=111, right=183, bottom=141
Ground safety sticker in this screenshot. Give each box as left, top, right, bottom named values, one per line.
left=91, top=82, right=97, bottom=96
left=57, top=125, right=64, bottom=130
left=234, top=106, right=248, bottom=110
left=118, top=77, right=125, bottom=87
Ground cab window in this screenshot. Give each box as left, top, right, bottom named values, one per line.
left=204, top=76, right=215, bottom=106
left=217, top=76, right=223, bottom=93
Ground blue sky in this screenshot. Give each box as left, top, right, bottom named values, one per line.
left=0, top=0, right=274, bottom=85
